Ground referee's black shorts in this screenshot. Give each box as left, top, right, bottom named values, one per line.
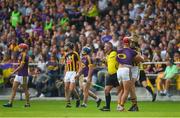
left=106, top=73, right=119, bottom=87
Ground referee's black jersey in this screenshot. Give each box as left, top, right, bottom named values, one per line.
left=65, top=51, right=80, bottom=72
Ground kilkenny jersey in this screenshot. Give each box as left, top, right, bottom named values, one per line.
left=65, top=51, right=80, bottom=72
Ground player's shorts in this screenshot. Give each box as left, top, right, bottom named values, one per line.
left=117, top=67, right=131, bottom=82
left=139, top=70, right=146, bottom=83
left=131, top=66, right=140, bottom=80
left=14, top=75, right=28, bottom=85
left=106, top=73, right=119, bottom=87
left=64, top=71, right=76, bottom=83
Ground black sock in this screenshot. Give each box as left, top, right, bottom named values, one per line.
left=146, top=86, right=154, bottom=96
left=105, top=93, right=111, bottom=109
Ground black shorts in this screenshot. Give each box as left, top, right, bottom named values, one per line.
left=139, top=70, right=146, bottom=83
left=106, top=73, right=119, bottom=87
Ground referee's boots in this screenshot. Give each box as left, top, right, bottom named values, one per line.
left=100, top=106, right=110, bottom=111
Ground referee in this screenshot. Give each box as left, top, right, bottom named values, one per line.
left=100, top=42, right=121, bottom=111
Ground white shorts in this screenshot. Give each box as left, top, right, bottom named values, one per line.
left=64, top=71, right=76, bottom=83
left=117, top=67, right=131, bottom=82
left=14, top=75, right=28, bottom=85
left=131, top=66, right=140, bottom=80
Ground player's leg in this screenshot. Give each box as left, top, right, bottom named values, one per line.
left=116, top=68, right=124, bottom=111
left=69, top=81, right=76, bottom=105
left=64, top=82, right=71, bottom=106
left=141, top=80, right=157, bottom=101
left=65, top=81, right=71, bottom=107
left=66, top=71, right=78, bottom=107
left=129, top=66, right=139, bottom=109
left=71, top=87, right=80, bottom=107
left=117, top=82, right=123, bottom=110
left=128, top=78, right=139, bottom=111
left=88, top=90, right=101, bottom=107
left=64, top=72, right=71, bottom=107
left=9, top=82, right=19, bottom=104
left=81, top=77, right=94, bottom=107
left=118, top=80, right=132, bottom=111
left=81, top=82, right=89, bottom=107
left=22, top=77, right=30, bottom=107
left=117, top=67, right=132, bottom=111
left=140, top=70, right=157, bottom=101
left=3, top=76, right=19, bottom=107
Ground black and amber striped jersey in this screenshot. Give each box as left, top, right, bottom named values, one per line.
left=133, top=59, right=150, bottom=70
left=65, top=51, right=80, bottom=72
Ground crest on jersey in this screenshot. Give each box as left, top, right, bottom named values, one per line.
left=117, top=54, right=127, bottom=59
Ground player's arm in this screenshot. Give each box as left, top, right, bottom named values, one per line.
left=76, top=62, right=83, bottom=79
left=63, top=55, right=67, bottom=75
left=64, top=63, right=67, bottom=75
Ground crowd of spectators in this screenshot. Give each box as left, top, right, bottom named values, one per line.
left=0, top=0, right=179, bottom=97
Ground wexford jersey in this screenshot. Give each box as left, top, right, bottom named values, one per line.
left=18, top=52, right=29, bottom=76
left=106, top=51, right=118, bottom=74
left=81, top=55, right=93, bottom=77
left=65, top=51, right=80, bottom=72
left=117, top=48, right=137, bottom=66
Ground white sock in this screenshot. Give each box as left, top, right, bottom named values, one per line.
left=164, top=90, right=167, bottom=94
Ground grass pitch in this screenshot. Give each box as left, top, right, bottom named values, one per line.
left=0, top=100, right=180, bottom=117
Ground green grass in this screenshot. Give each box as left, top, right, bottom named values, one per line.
left=0, top=100, right=180, bottom=117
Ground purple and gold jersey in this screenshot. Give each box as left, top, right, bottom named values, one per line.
left=81, top=55, right=93, bottom=77
left=117, top=48, right=137, bottom=66
left=17, top=52, right=29, bottom=76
